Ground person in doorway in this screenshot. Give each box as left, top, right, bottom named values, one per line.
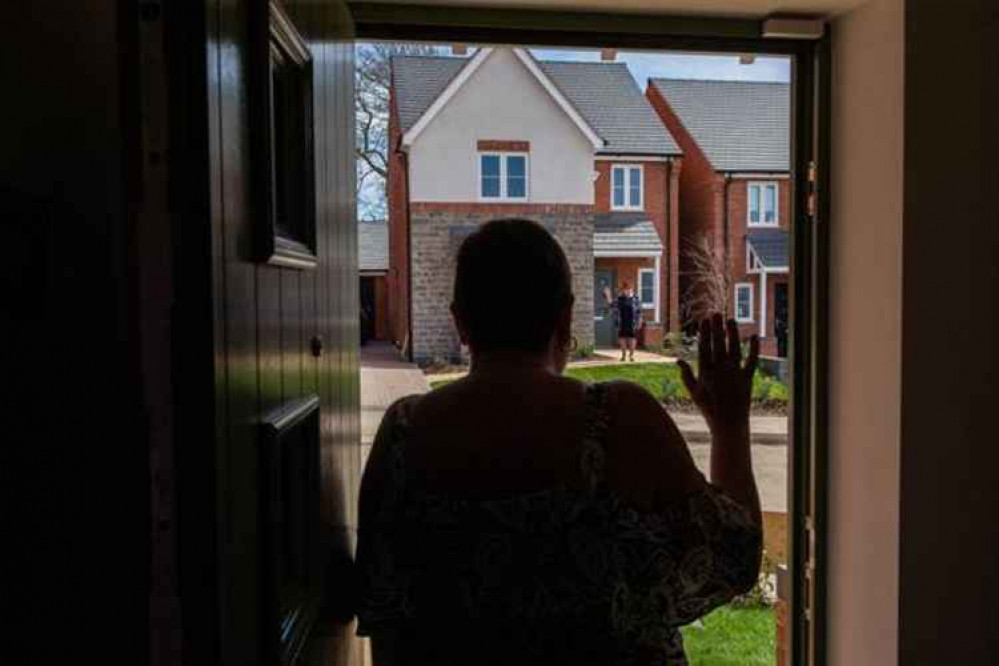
left=355, top=218, right=762, bottom=666
left=613, top=280, right=643, bottom=361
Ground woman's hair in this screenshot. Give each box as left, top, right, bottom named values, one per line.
left=453, top=218, right=574, bottom=354
left=621, top=281, right=631, bottom=290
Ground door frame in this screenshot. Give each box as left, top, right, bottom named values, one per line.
left=352, top=7, right=831, bottom=665
left=593, top=267, right=617, bottom=348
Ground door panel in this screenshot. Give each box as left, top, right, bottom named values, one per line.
left=594, top=269, right=616, bottom=348
left=197, top=0, right=360, bottom=664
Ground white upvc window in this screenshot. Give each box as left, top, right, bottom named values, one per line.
left=611, top=164, right=643, bottom=210
left=735, top=283, right=754, bottom=323
left=479, top=152, right=529, bottom=201
left=638, top=268, right=656, bottom=309
left=748, top=181, right=779, bottom=226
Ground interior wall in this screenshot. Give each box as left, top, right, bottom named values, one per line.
left=899, top=0, right=999, bottom=663
left=2, top=3, right=148, bottom=664
left=828, top=0, right=904, bottom=664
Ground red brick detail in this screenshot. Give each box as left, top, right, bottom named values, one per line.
left=409, top=202, right=593, bottom=214
left=476, top=140, right=530, bottom=152
left=593, top=158, right=681, bottom=334
left=387, top=83, right=410, bottom=353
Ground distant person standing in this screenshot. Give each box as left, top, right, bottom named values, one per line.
left=611, top=281, right=643, bottom=361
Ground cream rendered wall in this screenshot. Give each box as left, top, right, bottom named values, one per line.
left=407, top=48, right=596, bottom=203
left=828, top=0, right=904, bottom=664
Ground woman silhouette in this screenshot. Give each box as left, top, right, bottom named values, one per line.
left=356, top=219, right=762, bottom=665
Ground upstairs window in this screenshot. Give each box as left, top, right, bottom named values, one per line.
left=479, top=153, right=529, bottom=201
left=611, top=165, right=643, bottom=210
left=748, top=181, right=779, bottom=226
left=638, top=268, right=656, bottom=309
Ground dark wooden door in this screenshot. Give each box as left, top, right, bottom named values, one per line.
left=183, top=1, right=362, bottom=665
left=594, top=268, right=617, bottom=348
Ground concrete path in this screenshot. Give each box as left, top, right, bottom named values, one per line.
left=359, top=343, right=429, bottom=466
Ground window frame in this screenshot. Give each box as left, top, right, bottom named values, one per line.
left=735, top=282, right=755, bottom=323
left=477, top=151, right=530, bottom=202
left=637, top=268, right=656, bottom=309
left=610, top=163, right=644, bottom=211
left=748, top=180, right=780, bottom=227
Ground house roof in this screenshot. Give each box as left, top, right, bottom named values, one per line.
left=593, top=213, right=663, bottom=254
left=650, top=78, right=790, bottom=172
left=392, top=51, right=681, bottom=156
left=747, top=229, right=790, bottom=269
left=358, top=219, right=388, bottom=272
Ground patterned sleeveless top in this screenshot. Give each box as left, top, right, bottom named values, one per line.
left=355, top=382, right=762, bottom=666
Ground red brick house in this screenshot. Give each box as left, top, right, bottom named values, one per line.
left=387, top=47, right=683, bottom=363
left=647, top=78, right=791, bottom=357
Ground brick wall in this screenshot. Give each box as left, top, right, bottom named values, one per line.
left=386, top=89, right=410, bottom=352
left=727, top=178, right=792, bottom=353
left=647, top=85, right=726, bottom=330
left=594, top=158, right=681, bottom=332
left=409, top=208, right=595, bottom=363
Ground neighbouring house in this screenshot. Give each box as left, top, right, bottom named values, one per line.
left=647, top=78, right=791, bottom=358
left=358, top=219, right=390, bottom=344
left=387, top=47, right=683, bottom=363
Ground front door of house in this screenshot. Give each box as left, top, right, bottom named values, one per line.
left=775, top=282, right=789, bottom=358
left=594, top=268, right=616, bottom=348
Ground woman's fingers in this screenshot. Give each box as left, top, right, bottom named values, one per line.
left=726, top=318, right=741, bottom=364
left=699, top=317, right=712, bottom=371
left=711, top=313, right=727, bottom=367
left=678, top=359, right=698, bottom=398
left=744, top=335, right=760, bottom=377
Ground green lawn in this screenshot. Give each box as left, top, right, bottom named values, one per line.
left=681, top=605, right=777, bottom=666
left=428, top=362, right=788, bottom=403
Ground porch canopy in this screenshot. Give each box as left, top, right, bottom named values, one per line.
left=593, top=213, right=663, bottom=255
left=746, top=228, right=789, bottom=338
left=746, top=228, right=790, bottom=271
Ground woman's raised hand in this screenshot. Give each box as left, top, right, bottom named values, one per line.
left=677, top=313, right=759, bottom=436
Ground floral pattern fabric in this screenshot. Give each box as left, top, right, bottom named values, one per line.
left=356, top=382, right=762, bottom=665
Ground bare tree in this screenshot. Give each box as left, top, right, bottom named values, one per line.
left=355, top=42, right=443, bottom=220
left=680, top=232, right=730, bottom=327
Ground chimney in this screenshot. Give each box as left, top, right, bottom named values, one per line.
left=600, top=48, right=617, bottom=62
left=452, top=44, right=468, bottom=56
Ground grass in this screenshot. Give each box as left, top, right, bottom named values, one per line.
left=428, top=362, right=788, bottom=404
left=681, top=605, right=777, bottom=666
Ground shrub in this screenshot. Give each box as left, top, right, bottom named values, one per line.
left=730, top=552, right=777, bottom=609
left=572, top=343, right=595, bottom=360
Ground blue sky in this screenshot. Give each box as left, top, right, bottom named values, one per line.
left=531, top=48, right=791, bottom=88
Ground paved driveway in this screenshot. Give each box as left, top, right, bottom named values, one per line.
left=360, top=343, right=429, bottom=467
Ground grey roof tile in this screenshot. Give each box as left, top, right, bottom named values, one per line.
left=392, top=51, right=681, bottom=156
left=538, top=60, right=680, bottom=156
left=650, top=78, right=790, bottom=172
left=594, top=214, right=663, bottom=254
left=747, top=229, right=789, bottom=269
left=358, top=219, right=388, bottom=271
